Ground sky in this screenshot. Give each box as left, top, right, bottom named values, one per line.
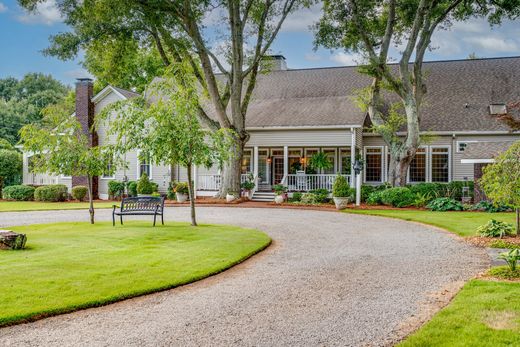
left=1, top=0, right=520, bottom=87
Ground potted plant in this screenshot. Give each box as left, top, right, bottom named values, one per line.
left=174, top=182, right=189, bottom=203
left=241, top=173, right=255, bottom=200
left=308, top=151, right=333, bottom=172
left=332, top=174, right=353, bottom=210
left=137, top=173, right=154, bottom=197
left=273, top=184, right=287, bottom=204
left=226, top=191, right=239, bottom=203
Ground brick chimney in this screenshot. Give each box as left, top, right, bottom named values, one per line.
left=72, top=78, right=98, bottom=198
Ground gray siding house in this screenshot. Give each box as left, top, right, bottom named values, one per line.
left=22, top=56, right=520, bottom=200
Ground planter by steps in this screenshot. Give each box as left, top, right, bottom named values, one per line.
left=176, top=193, right=188, bottom=203
left=333, top=197, right=351, bottom=210
left=0, top=230, right=27, bottom=250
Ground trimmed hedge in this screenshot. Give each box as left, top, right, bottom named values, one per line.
left=2, top=185, right=35, bottom=201
left=380, top=187, right=415, bottom=207
left=71, top=186, right=88, bottom=201
left=108, top=180, right=125, bottom=199
left=34, top=184, right=68, bottom=202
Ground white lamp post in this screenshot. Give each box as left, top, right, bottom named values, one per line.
left=352, top=159, right=363, bottom=206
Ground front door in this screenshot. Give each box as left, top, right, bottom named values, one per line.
left=272, top=157, right=284, bottom=184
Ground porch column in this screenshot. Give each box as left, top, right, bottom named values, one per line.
left=350, top=129, right=356, bottom=188
left=253, top=146, right=259, bottom=180
left=283, top=146, right=289, bottom=181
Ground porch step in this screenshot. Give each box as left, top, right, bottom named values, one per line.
left=251, top=191, right=275, bottom=202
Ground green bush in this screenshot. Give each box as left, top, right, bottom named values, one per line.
left=174, top=182, right=189, bottom=195
left=34, top=184, right=68, bottom=202
left=360, top=185, right=375, bottom=202
left=412, top=193, right=431, bottom=208
left=273, top=184, right=287, bottom=195
left=380, top=187, right=415, bottom=207
left=167, top=181, right=177, bottom=200
left=151, top=192, right=161, bottom=197
left=108, top=180, right=125, bottom=199
left=290, top=192, right=302, bottom=202
left=71, top=186, right=88, bottom=201
left=137, top=174, right=154, bottom=195
left=473, top=200, right=512, bottom=213
left=445, top=181, right=474, bottom=200
left=2, top=185, right=35, bottom=201
left=426, top=197, right=463, bottom=211
left=127, top=181, right=137, bottom=197
left=477, top=219, right=515, bottom=238
left=311, top=188, right=330, bottom=203
left=498, top=249, right=520, bottom=272
left=408, top=183, right=443, bottom=201
left=151, top=182, right=159, bottom=193
left=301, top=192, right=318, bottom=204
left=366, top=190, right=385, bottom=205
left=332, top=175, right=352, bottom=198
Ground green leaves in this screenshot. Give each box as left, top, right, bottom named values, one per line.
left=498, top=249, right=520, bottom=272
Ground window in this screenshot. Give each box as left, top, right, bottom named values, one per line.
left=456, top=141, right=477, bottom=153
left=139, top=155, right=151, bottom=178
left=430, top=147, right=449, bottom=182
left=241, top=150, right=252, bottom=174
left=102, top=159, right=114, bottom=179
left=322, top=149, right=336, bottom=174
left=364, top=147, right=383, bottom=182
left=304, top=148, right=318, bottom=173
left=409, top=148, right=427, bottom=183
left=340, top=148, right=351, bottom=175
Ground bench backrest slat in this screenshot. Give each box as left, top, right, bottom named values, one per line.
left=120, top=197, right=164, bottom=212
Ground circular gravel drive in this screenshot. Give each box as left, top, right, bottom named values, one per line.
left=0, top=207, right=488, bottom=346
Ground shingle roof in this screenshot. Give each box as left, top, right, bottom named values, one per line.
left=112, top=86, right=140, bottom=99
left=462, top=141, right=516, bottom=160
left=215, top=56, right=520, bottom=131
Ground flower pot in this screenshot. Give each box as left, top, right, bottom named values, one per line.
left=176, top=193, right=188, bottom=203
left=274, top=194, right=284, bottom=204
left=226, top=194, right=237, bottom=203
left=333, top=197, right=350, bottom=210
left=242, top=191, right=251, bottom=200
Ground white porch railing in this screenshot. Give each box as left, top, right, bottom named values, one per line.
left=285, top=174, right=351, bottom=192
left=26, top=173, right=59, bottom=186
left=197, top=174, right=250, bottom=191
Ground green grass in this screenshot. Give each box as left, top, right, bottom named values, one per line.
left=488, top=266, right=520, bottom=280
left=399, top=280, right=520, bottom=347
left=0, top=201, right=115, bottom=212
left=345, top=209, right=516, bottom=237
left=0, top=221, right=270, bottom=326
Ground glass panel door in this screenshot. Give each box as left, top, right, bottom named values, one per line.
left=272, top=157, right=284, bottom=184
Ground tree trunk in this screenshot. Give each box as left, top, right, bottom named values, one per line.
left=516, top=208, right=519, bottom=237
left=0, top=176, right=3, bottom=199
left=87, top=175, right=95, bottom=224
left=219, top=136, right=244, bottom=198
left=186, top=162, right=197, bottom=226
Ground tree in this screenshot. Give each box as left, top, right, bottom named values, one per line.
left=98, top=62, right=234, bottom=226
left=19, top=104, right=115, bottom=224
left=315, top=0, right=520, bottom=186
left=0, top=149, right=22, bottom=199
left=20, top=0, right=308, bottom=197
left=480, top=141, right=520, bottom=236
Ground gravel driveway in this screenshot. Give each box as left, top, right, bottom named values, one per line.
left=0, top=207, right=488, bottom=347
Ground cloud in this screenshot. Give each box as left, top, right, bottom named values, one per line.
left=0, top=2, right=7, bottom=13
left=280, top=4, right=322, bottom=33
left=330, top=52, right=366, bottom=66
left=464, top=36, right=519, bottom=53
left=64, top=68, right=94, bottom=80
left=17, top=0, right=62, bottom=25
left=304, top=53, right=322, bottom=62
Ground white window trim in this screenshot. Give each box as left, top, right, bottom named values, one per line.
left=243, top=148, right=254, bottom=173
left=321, top=147, right=338, bottom=174
left=456, top=140, right=478, bottom=153
left=136, top=150, right=153, bottom=179
left=339, top=147, right=352, bottom=174
left=363, top=146, right=384, bottom=183
left=407, top=146, right=429, bottom=184
left=429, top=145, right=451, bottom=183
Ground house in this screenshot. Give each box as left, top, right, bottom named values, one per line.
left=22, top=55, right=520, bottom=201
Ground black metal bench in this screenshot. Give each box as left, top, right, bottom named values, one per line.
left=112, top=197, right=165, bottom=226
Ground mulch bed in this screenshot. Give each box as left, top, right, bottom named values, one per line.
left=466, top=236, right=520, bottom=248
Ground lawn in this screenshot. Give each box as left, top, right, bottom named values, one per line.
left=399, top=280, right=520, bottom=347
left=345, top=209, right=516, bottom=237
left=0, top=221, right=270, bottom=326
left=0, top=201, right=115, bottom=212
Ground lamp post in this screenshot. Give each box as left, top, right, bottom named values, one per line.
left=353, top=159, right=363, bottom=206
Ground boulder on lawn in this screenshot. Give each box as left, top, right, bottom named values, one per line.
left=0, top=230, right=27, bottom=250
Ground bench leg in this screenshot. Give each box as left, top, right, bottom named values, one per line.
left=153, top=213, right=157, bottom=227
left=112, top=212, right=115, bottom=226
left=161, top=214, right=164, bottom=225
left=120, top=215, right=123, bottom=225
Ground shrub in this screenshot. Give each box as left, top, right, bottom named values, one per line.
left=477, top=219, right=514, bottom=238
left=34, top=184, right=68, bottom=202
left=71, top=186, right=88, bottom=201
left=151, top=192, right=161, bottom=197
left=360, top=185, right=375, bottom=202
left=151, top=182, right=159, bottom=193
left=311, top=188, right=330, bottom=203
left=108, top=180, right=125, bottom=199
left=127, top=181, right=137, bottom=197
left=137, top=174, right=154, bottom=195
left=412, top=193, right=431, bottom=208
left=290, top=192, right=302, bottom=202
left=487, top=266, right=520, bottom=280
left=174, top=182, right=189, bottom=195
left=2, top=185, right=35, bottom=201
left=489, top=239, right=520, bottom=250
left=301, top=192, right=318, bottom=204
left=426, top=197, right=463, bottom=211
left=366, top=190, right=385, bottom=205
left=408, top=183, right=442, bottom=201
left=273, top=184, right=287, bottom=195
left=446, top=181, right=474, bottom=200
left=380, top=187, right=415, bottom=207
left=473, top=200, right=512, bottom=213
left=167, top=181, right=177, bottom=200
left=333, top=175, right=352, bottom=198
left=241, top=173, right=255, bottom=191
left=498, top=249, right=520, bottom=271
